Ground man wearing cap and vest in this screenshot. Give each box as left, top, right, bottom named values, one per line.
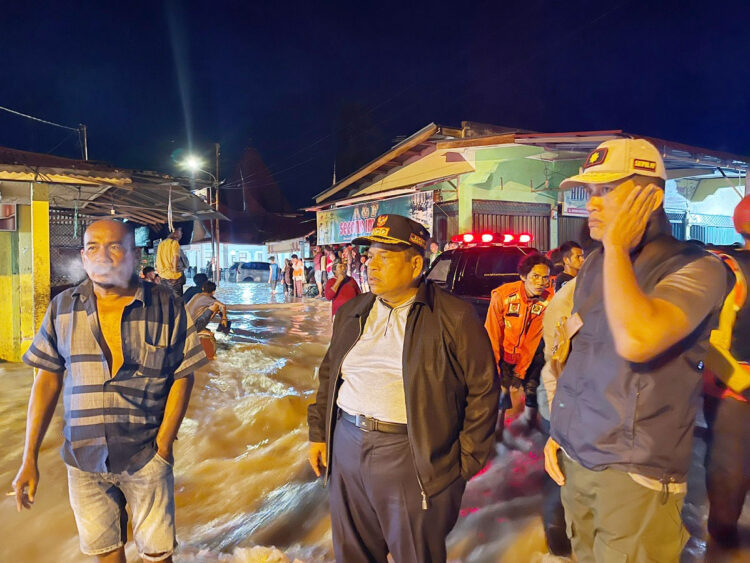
left=702, top=195, right=750, bottom=548
left=307, top=214, right=499, bottom=562
left=485, top=252, right=554, bottom=416
left=544, top=138, right=731, bottom=561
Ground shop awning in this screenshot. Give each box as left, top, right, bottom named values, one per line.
left=0, top=146, right=224, bottom=225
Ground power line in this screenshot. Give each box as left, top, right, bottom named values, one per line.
left=0, top=104, right=78, bottom=131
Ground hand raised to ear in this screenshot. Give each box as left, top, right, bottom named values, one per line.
left=602, top=184, right=663, bottom=251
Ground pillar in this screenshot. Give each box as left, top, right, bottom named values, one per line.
left=0, top=215, right=21, bottom=361
left=0, top=182, right=50, bottom=362
left=28, top=183, right=51, bottom=353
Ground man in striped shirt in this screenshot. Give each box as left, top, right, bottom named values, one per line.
left=12, top=219, right=208, bottom=563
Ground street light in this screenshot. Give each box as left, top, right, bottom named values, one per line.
left=179, top=150, right=221, bottom=285
left=181, top=155, right=204, bottom=173
left=180, top=155, right=216, bottom=182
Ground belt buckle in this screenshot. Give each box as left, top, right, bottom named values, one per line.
left=355, top=414, right=373, bottom=432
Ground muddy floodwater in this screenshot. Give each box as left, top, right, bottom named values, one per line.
left=1, top=282, right=748, bottom=562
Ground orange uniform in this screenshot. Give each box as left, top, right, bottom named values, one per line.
left=484, top=280, right=553, bottom=380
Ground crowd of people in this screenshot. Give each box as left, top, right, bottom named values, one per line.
left=11, top=138, right=750, bottom=562
left=308, top=139, right=750, bottom=562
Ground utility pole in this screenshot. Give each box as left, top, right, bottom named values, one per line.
left=79, top=124, right=89, bottom=160
left=214, top=143, right=221, bottom=284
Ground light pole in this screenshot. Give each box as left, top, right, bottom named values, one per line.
left=180, top=153, right=221, bottom=285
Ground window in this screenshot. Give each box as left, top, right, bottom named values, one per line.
left=475, top=250, right=523, bottom=277
left=239, top=252, right=248, bottom=261
left=453, top=248, right=524, bottom=297
left=255, top=251, right=264, bottom=261
left=426, top=254, right=452, bottom=286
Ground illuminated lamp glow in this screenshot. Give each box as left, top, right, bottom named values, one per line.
left=481, top=233, right=494, bottom=243
left=518, top=233, right=532, bottom=244
left=462, top=233, right=475, bottom=243
left=181, top=155, right=204, bottom=172
left=502, top=233, right=514, bottom=243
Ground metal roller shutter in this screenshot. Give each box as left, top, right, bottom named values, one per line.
left=557, top=215, right=587, bottom=246
left=472, top=200, right=551, bottom=251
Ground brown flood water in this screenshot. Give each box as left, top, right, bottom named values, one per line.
left=1, top=283, right=748, bottom=562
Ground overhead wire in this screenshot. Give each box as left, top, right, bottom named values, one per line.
left=0, top=104, right=78, bottom=131
left=46, top=129, right=78, bottom=154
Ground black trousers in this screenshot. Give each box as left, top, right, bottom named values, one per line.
left=329, top=416, right=465, bottom=563
left=704, top=394, right=750, bottom=544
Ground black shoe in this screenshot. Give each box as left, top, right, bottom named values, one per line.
left=545, top=524, right=572, bottom=557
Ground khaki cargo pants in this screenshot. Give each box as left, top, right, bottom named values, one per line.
left=560, top=453, right=688, bottom=562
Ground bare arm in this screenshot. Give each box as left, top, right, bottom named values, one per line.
left=603, top=245, right=691, bottom=362
left=155, top=375, right=194, bottom=462
left=13, top=370, right=64, bottom=511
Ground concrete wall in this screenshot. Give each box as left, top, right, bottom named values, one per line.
left=453, top=146, right=581, bottom=249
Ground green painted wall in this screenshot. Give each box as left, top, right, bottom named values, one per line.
left=432, top=146, right=581, bottom=248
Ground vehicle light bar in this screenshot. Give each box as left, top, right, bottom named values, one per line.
left=450, top=231, right=534, bottom=245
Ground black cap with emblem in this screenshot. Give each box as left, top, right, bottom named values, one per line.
left=351, top=214, right=430, bottom=251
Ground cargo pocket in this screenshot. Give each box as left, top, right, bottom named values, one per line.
left=594, top=535, right=627, bottom=563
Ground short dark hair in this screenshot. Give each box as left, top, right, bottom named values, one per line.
left=559, top=241, right=582, bottom=260
left=142, top=266, right=155, bottom=275
left=201, top=281, right=217, bottom=293
left=291, top=254, right=298, bottom=259
left=193, top=273, right=208, bottom=285
left=547, top=248, right=562, bottom=265
left=269, top=256, right=275, bottom=262
left=518, top=253, right=553, bottom=277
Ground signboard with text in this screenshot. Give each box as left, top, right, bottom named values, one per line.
left=317, top=192, right=434, bottom=245
left=562, top=186, right=589, bottom=217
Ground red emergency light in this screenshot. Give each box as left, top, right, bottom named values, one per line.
left=450, top=231, right=534, bottom=246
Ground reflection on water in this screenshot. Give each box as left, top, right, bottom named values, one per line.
left=1, top=282, right=748, bottom=561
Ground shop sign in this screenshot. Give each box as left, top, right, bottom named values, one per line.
left=562, top=186, right=589, bottom=217
left=317, top=192, right=433, bottom=245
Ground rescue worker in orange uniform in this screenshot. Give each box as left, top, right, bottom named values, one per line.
left=485, top=253, right=554, bottom=414
left=703, top=195, right=750, bottom=549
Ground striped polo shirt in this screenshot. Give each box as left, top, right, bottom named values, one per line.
left=22, top=278, right=209, bottom=474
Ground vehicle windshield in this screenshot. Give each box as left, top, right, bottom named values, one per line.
left=426, top=254, right=452, bottom=286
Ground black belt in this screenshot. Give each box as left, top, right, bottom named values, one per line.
left=340, top=411, right=408, bottom=434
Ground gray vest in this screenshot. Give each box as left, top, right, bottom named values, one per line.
left=550, top=219, right=720, bottom=482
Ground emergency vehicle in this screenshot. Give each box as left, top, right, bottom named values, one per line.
left=425, top=231, right=537, bottom=318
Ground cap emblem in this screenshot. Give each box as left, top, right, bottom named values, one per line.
left=376, top=215, right=389, bottom=227
left=583, top=148, right=608, bottom=169
left=371, top=227, right=390, bottom=237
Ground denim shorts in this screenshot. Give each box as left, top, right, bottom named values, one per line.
left=66, top=452, right=176, bottom=560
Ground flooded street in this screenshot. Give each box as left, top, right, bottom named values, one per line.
left=1, top=282, right=749, bottom=562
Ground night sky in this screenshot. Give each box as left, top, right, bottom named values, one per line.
left=2, top=0, right=749, bottom=209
